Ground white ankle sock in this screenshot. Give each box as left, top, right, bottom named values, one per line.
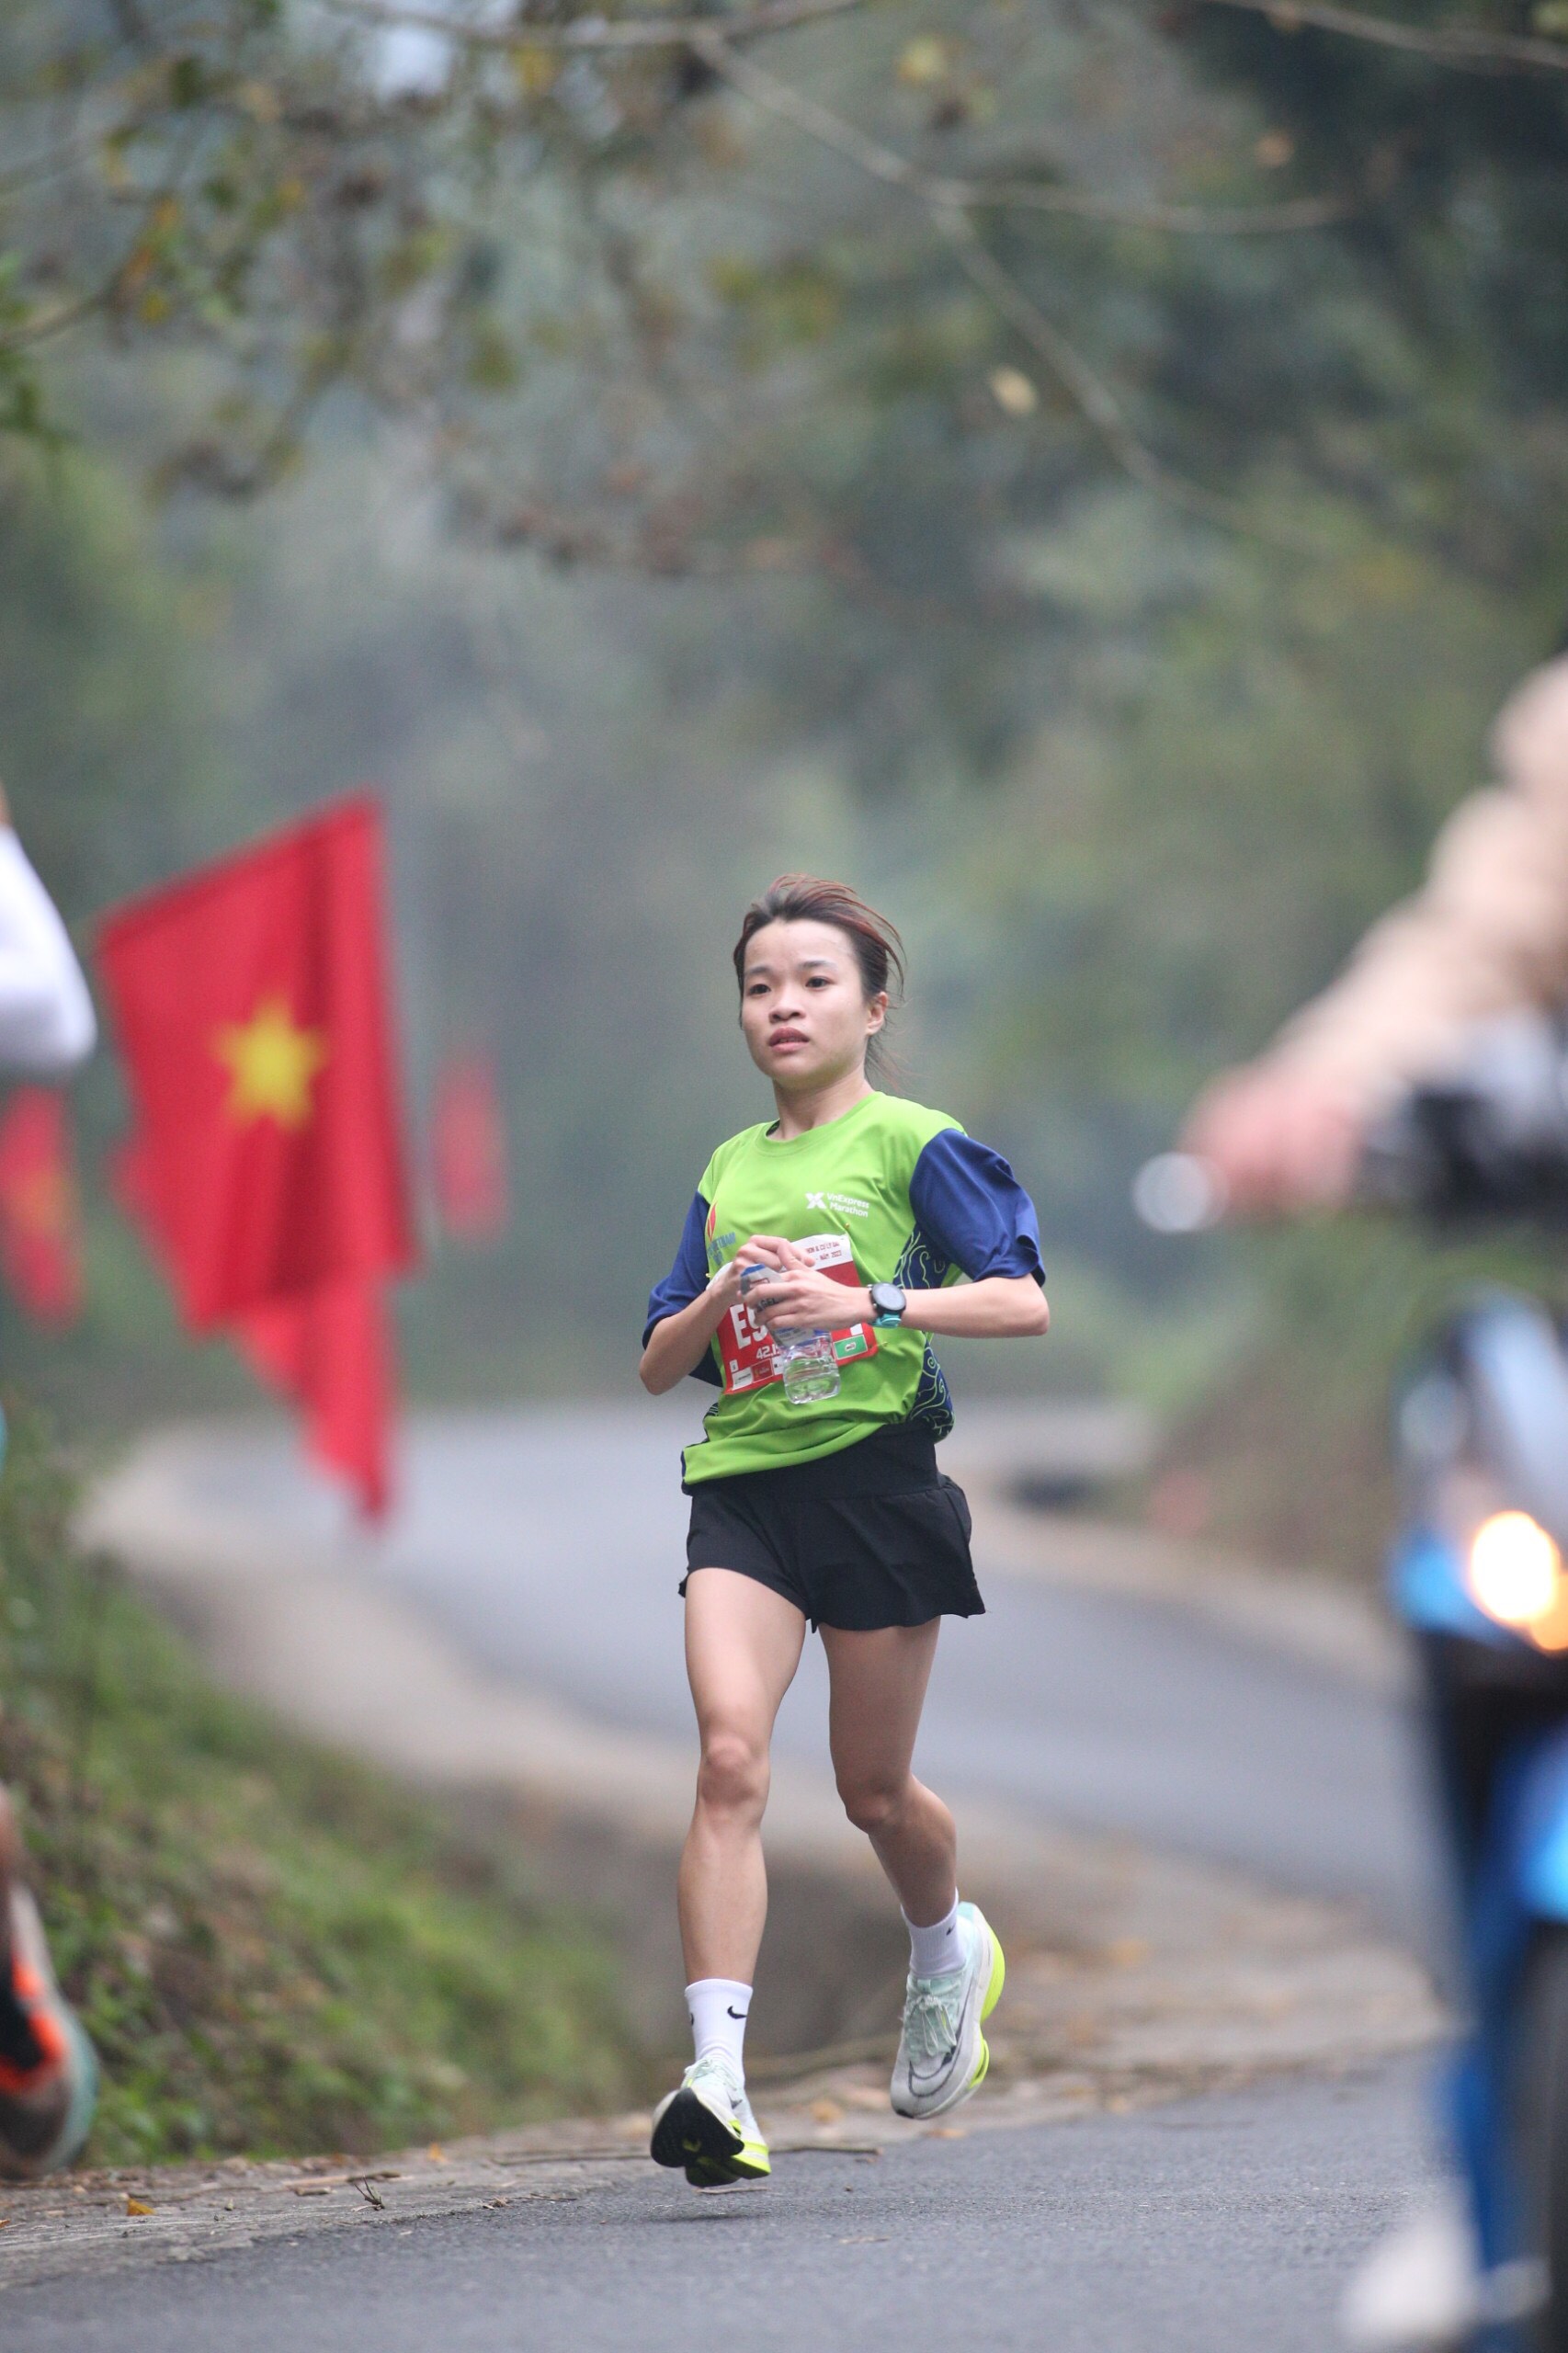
left=904, top=1895, right=964, bottom=1981
left=686, top=1978, right=751, bottom=2077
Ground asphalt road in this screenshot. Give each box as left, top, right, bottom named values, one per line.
left=4, top=2064, right=1438, bottom=2353
left=178, top=1400, right=1436, bottom=1938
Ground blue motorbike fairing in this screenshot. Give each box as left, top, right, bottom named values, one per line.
left=1392, top=1528, right=1568, bottom=2279
left=1388, top=1298, right=1568, bottom=2309
left=1391, top=1524, right=1519, bottom=1649
left=1518, top=1724, right=1568, bottom=1921
left=1429, top=1718, right=1565, bottom=2277
left=1392, top=1529, right=1568, bottom=1917
left=1462, top=1298, right=1568, bottom=1549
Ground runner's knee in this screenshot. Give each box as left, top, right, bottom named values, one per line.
left=697, top=1728, right=770, bottom=1820
left=836, top=1770, right=909, bottom=1836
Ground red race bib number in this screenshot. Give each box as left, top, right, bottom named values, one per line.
left=717, top=1233, right=878, bottom=1396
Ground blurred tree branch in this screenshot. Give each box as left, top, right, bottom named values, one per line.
left=936, top=206, right=1278, bottom=536
left=320, top=0, right=869, bottom=49
left=1197, top=0, right=1568, bottom=75
left=697, top=28, right=1356, bottom=229
left=699, top=30, right=1336, bottom=533
left=967, top=181, right=1351, bottom=233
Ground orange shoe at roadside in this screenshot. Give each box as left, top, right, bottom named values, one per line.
left=0, top=1886, right=97, bottom=2181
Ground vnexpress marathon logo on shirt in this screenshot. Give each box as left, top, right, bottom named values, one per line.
left=704, top=1199, right=738, bottom=1272
left=806, top=1190, right=870, bottom=1219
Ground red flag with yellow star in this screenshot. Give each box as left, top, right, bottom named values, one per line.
left=97, top=797, right=416, bottom=1515
left=0, top=1087, right=85, bottom=1329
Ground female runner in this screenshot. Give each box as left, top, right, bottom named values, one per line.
left=641, top=875, right=1050, bottom=2188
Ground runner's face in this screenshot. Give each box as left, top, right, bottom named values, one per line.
left=740, top=919, right=886, bottom=1088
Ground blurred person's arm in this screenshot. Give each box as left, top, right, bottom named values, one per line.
left=1184, top=654, right=1568, bottom=1211
left=0, top=786, right=97, bottom=1074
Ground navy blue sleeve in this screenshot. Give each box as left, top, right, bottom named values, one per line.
left=907, top=1131, right=1045, bottom=1287
left=642, top=1191, right=722, bottom=1385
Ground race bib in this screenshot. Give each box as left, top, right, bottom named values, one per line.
left=717, top=1233, right=879, bottom=1395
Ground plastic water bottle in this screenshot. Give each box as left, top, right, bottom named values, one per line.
left=738, top=1267, right=840, bottom=1405
left=775, top=1326, right=840, bottom=1406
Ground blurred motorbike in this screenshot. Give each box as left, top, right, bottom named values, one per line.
left=1136, top=1013, right=1568, bottom=2352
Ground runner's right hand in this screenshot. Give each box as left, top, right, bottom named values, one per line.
left=707, top=1236, right=797, bottom=1318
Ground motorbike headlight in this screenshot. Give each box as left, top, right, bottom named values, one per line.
left=1468, top=1510, right=1568, bottom=1644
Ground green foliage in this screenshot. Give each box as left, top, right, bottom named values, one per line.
left=3, top=0, right=1566, bottom=579
left=710, top=255, right=846, bottom=363
left=971, top=522, right=1533, bottom=1101
left=0, top=1401, right=641, bottom=2164
left=0, top=453, right=231, bottom=913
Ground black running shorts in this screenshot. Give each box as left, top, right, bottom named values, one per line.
left=681, top=1424, right=983, bottom=1632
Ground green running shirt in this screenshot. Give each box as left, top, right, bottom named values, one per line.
left=643, top=1091, right=1044, bottom=1484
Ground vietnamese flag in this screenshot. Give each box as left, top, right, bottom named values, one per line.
left=431, top=1050, right=510, bottom=1245
left=97, top=797, right=417, bottom=1517
left=0, top=1087, right=85, bottom=1329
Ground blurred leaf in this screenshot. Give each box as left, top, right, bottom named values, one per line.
left=236, top=77, right=282, bottom=121
left=897, top=37, right=951, bottom=85
left=989, top=364, right=1039, bottom=416
left=167, top=54, right=208, bottom=110
left=467, top=318, right=520, bottom=392
left=509, top=45, right=559, bottom=98
left=381, top=228, right=451, bottom=297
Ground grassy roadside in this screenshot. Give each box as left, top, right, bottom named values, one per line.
left=0, top=1398, right=643, bottom=2168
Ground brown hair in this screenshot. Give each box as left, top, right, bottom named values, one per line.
left=733, top=875, right=906, bottom=1006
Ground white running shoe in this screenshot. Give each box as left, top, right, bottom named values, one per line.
left=650, top=2053, right=770, bottom=2188
left=890, top=1900, right=1005, bottom=2121
left=1339, top=2186, right=1545, bottom=2348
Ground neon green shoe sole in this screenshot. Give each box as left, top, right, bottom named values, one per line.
left=982, top=1927, right=1006, bottom=2022
left=683, top=2133, right=770, bottom=2186
left=651, top=2086, right=770, bottom=2184
left=685, top=2151, right=770, bottom=2189
left=966, top=1918, right=1005, bottom=2094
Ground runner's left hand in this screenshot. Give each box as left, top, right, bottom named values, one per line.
left=748, top=1258, right=870, bottom=1333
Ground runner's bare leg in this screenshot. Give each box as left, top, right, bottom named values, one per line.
left=679, top=1569, right=806, bottom=1984
left=822, top=1620, right=957, bottom=1927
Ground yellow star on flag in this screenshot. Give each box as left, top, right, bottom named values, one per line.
left=214, top=995, right=329, bottom=1131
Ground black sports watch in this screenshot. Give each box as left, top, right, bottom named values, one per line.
left=868, top=1281, right=907, bottom=1328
